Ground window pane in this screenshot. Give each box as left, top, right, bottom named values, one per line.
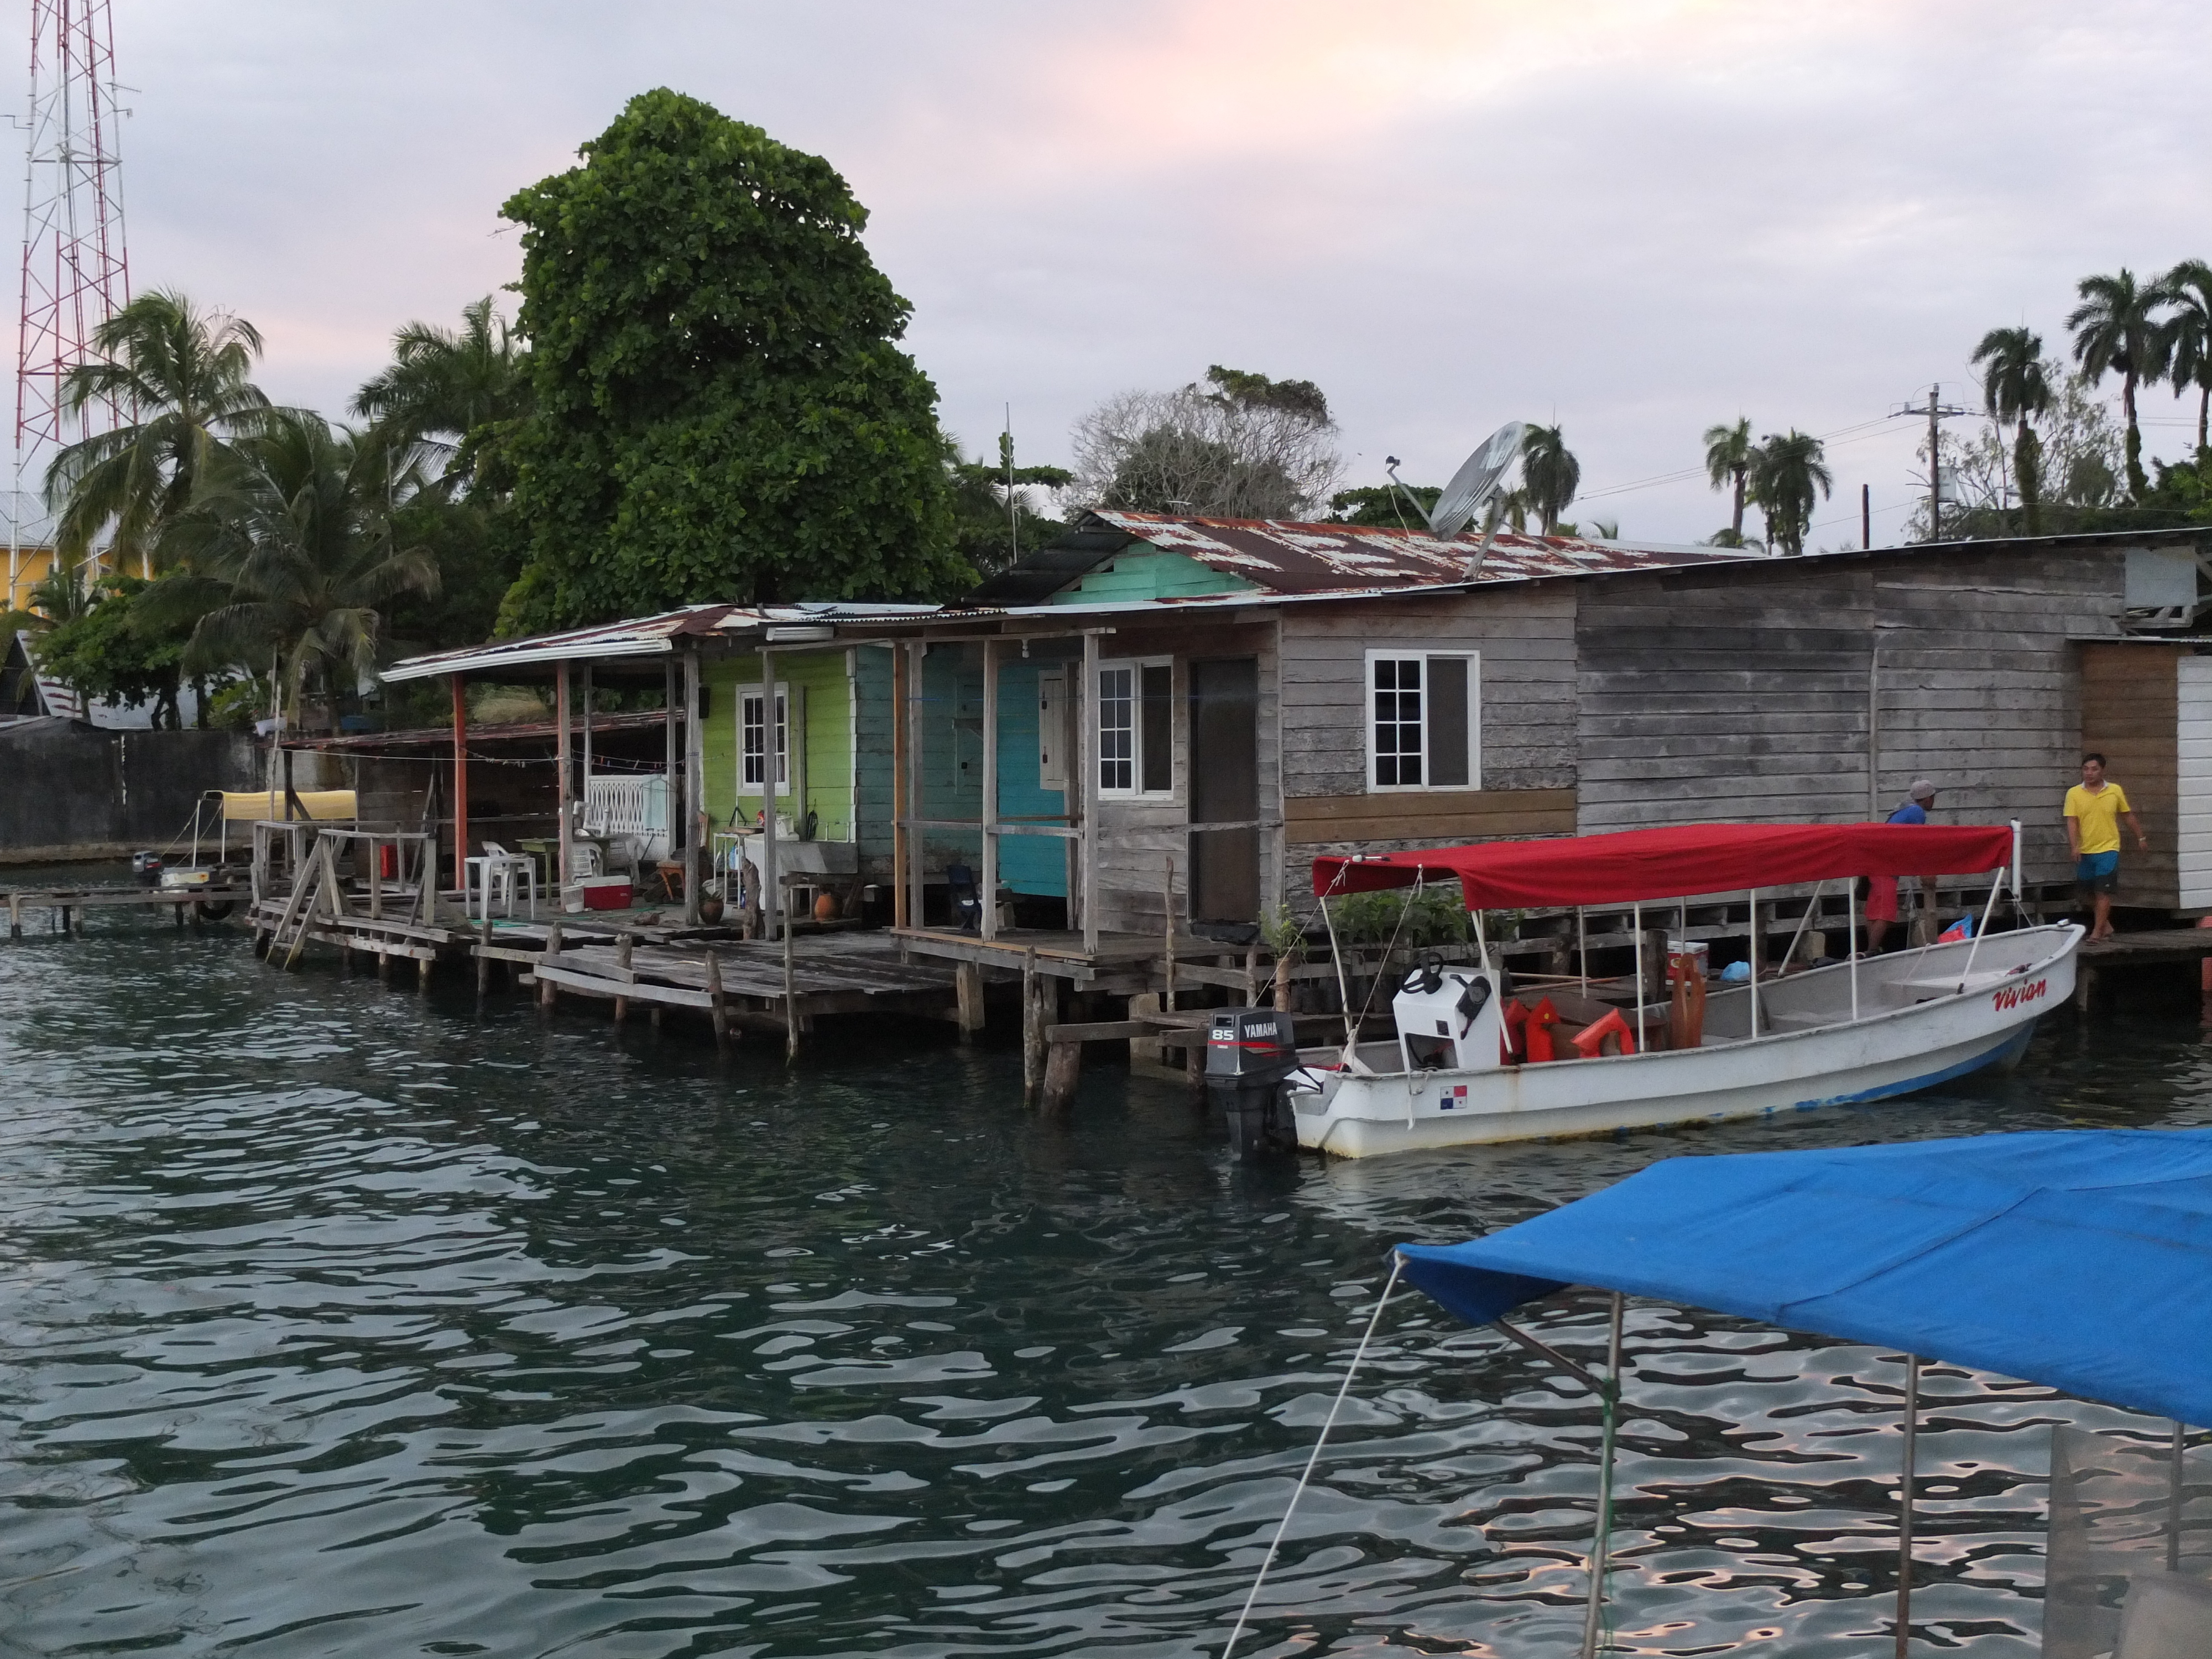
left=742, top=693, right=765, bottom=787
left=1372, top=658, right=1423, bottom=787
left=1098, top=667, right=1134, bottom=792
left=1140, top=664, right=1173, bottom=792
left=1428, top=658, right=1469, bottom=787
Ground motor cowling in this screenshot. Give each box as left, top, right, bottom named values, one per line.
left=1206, top=1008, right=1297, bottom=1159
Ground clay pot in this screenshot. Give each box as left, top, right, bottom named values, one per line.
left=698, top=894, right=726, bottom=925
left=813, top=891, right=840, bottom=922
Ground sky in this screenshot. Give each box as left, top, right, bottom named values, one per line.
left=12, top=0, right=2211, bottom=547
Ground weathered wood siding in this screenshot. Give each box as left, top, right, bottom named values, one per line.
left=1087, top=619, right=1279, bottom=931
left=1576, top=548, right=2123, bottom=889
left=2080, top=641, right=2179, bottom=908
left=2177, top=654, right=2212, bottom=911
left=1276, top=588, right=1577, bottom=904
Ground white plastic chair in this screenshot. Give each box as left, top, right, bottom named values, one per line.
left=465, top=840, right=537, bottom=921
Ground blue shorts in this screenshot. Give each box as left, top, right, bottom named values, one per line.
left=2076, top=850, right=2119, bottom=895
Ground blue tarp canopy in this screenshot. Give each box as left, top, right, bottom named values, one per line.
left=1397, top=1129, right=2212, bottom=1428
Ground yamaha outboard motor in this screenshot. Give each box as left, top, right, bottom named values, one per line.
left=131, top=850, right=163, bottom=885
left=1206, top=1007, right=1298, bottom=1159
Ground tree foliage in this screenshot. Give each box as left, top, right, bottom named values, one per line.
left=1970, top=326, right=2054, bottom=534
left=30, top=572, right=196, bottom=727
left=43, top=290, right=269, bottom=565
left=1520, top=424, right=1580, bottom=535
left=2069, top=267, right=2171, bottom=501
left=1702, top=418, right=1754, bottom=544
left=495, top=90, right=962, bottom=631
left=1072, top=365, right=1340, bottom=520
left=351, top=294, right=531, bottom=492
left=2162, top=259, right=2212, bottom=458
left=1327, top=483, right=1439, bottom=528
left=1749, top=431, right=1831, bottom=556
left=150, top=410, right=439, bottom=722
left=947, top=432, right=1070, bottom=577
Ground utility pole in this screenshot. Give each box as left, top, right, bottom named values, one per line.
left=1891, top=384, right=1971, bottom=543
left=1861, top=483, right=1870, bottom=550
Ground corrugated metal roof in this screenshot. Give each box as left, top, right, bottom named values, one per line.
left=379, top=602, right=943, bottom=683
left=969, top=510, right=1755, bottom=604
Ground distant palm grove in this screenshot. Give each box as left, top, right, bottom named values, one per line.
left=7, top=83, right=2210, bottom=729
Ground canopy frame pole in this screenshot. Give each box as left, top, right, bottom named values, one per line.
left=1747, top=888, right=1761, bottom=1037
left=1577, top=906, right=1588, bottom=992
left=1492, top=1316, right=1604, bottom=1392
left=1895, top=1352, right=1920, bottom=1659
left=1953, top=868, right=2005, bottom=992
left=1319, top=865, right=1358, bottom=1057
left=1632, top=901, right=1645, bottom=1047
left=1473, top=903, right=1488, bottom=975
left=1577, top=1291, right=1626, bottom=1659
left=1849, top=883, right=1860, bottom=1022
left=1776, top=880, right=1824, bottom=975
left=2169, top=1421, right=2187, bottom=1574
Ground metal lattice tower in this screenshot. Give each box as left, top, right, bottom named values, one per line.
left=8, top=0, right=129, bottom=608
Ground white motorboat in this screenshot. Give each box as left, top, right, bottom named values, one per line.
left=1286, top=821, right=2081, bottom=1159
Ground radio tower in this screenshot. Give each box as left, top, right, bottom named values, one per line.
left=8, top=0, right=130, bottom=611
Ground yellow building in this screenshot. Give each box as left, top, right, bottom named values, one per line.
left=5, top=491, right=147, bottom=613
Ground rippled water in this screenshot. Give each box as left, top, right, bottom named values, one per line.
left=3, top=886, right=2210, bottom=1657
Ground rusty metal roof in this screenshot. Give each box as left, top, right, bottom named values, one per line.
left=967, top=510, right=1757, bottom=604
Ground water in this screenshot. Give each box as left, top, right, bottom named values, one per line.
left=4, top=884, right=2210, bottom=1657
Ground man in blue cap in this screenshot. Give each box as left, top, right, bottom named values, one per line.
left=1866, top=779, right=1939, bottom=953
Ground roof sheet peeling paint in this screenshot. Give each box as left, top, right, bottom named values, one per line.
left=1082, top=509, right=1752, bottom=593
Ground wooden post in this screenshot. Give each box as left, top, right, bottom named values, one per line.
left=892, top=643, right=909, bottom=931
left=782, top=886, right=800, bottom=1061
left=477, top=914, right=492, bottom=999
left=956, top=959, right=984, bottom=1040
left=981, top=638, right=999, bottom=942
left=1042, top=1034, right=1081, bottom=1115
left=761, top=647, right=779, bottom=941
left=1079, top=630, right=1099, bottom=953
left=581, top=664, right=593, bottom=804
left=555, top=660, right=572, bottom=893
left=613, top=931, right=632, bottom=1027
left=539, top=920, right=562, bottom=1013
left=1162, top=854, right=1176, bottom=1013
left=706, top=950, right=731, bottom=1054
left=683, top=648, right=705, bottom=927
left=9, top=893, right=20, bottom=940
left=451, top=671, right=469, bottom=901
left=906, top=640, right=926, bottom=930
left=1244, top=942, right=1260, bottom=1007
left=1021, top=946, right=1043, bottom=1106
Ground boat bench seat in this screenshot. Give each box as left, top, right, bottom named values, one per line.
left=1890, top=970, right=2023, bottom=1003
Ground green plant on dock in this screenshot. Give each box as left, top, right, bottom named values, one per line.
left=1258, top=901, right=1307, bottom=962
left=1326, top=886, right=1472, bottom=947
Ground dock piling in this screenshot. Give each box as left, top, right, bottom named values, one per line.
left=539, top=922, right=562, bottom=1013
left=955, top=961, right=984, bottom=1040
left=613, top=932, right=633, bottom=1027
left=706, top=951, right=731, bottom=1054
left=1021, top=947, right=1044, bottom=1107
left=781, top=909, right=799, bottom=1062
left=477, top=916, right=492, bottom=1000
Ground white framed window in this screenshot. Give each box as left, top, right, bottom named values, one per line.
left=740, top=683, right=790, bottom=795
left=1365, top=650, right=1478, bottom=791
left=1097, top=657, right=1173, bottom=797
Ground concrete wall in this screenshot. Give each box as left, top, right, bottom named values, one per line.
left=0, top=719, right=262, bottom=863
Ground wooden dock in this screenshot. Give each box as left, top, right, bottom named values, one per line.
left=5, top=883, right=249, bottom=936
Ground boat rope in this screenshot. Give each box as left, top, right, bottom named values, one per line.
left=1218, top=1252, right=1404, bottom=1659
left=1342, top=872, right=1426, bottom=1051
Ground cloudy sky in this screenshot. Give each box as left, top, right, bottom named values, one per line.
left=14, top=0, right=2211, bottom=545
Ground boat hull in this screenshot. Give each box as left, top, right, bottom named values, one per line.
left=1294, top=925, right=2079, bottom=1158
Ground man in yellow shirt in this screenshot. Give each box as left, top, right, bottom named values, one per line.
left=2064, top=753, right=2148, bottom=941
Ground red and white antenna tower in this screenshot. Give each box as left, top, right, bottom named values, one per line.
left=8, top=0, right=130, bottom=607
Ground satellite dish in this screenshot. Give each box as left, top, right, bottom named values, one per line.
left=1427, top=421, right=1526, bottom=540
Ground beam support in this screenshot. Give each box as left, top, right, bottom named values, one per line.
left=981, top=638, right=999, bottom=942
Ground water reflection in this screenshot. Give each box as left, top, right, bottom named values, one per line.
left=1, top=904, right=2206, bottom=1656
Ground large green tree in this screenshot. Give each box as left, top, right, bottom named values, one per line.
left=1970, top=326, right=2053, bottom=534
left=1520, top=424, right=1579, bottom=535
left=43, top=290, right=269, bottom=565
left=152, top=410, right=439, bottom=725
left=1750, top=430, right=1832, bottom=555
left=1702, top=418, right=1754, bottom=545
left=2068, top=267, right=2171, bottom=501
left=2162, top=259, right=2212, bottom=460
left=31, top=572, right=194, bottom=728
left=495, top=90, right=962, bottom=630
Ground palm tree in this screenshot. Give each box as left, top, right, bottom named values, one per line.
left=351, top=295, right=530, bottom=489
left=42, top=290, right=269, bottom=566
left=150, top=410, right=438, bottom=727
left=1520, top=424, right=1580, bottom=534
left=1750, top=431, right=1832, bottom=556
left=1702, top=418, right=1755, bottom=545
left=2162, top=259, right=2212, bottom=461
left=1970, top=327, right=2053, bottom=534
left=2068, top=268, right=2173, bottom=501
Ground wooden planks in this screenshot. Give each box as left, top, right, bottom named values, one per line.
left=1284, top=786, right=1577, bottom=844
left=2081, top=640, right=2181, bottom=907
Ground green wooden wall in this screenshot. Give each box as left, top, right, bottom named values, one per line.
left=703, top=651, right=855, bottom=841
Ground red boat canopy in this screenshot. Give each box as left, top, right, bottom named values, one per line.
left=1310, top=822, right=2018, bottom=910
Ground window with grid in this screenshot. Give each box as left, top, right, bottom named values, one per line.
left=1097, top=660, right=1172, bottom=796
left=740, top=687, right=789, bottom=793
left=1367, top=652, right=1476, bottom=791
